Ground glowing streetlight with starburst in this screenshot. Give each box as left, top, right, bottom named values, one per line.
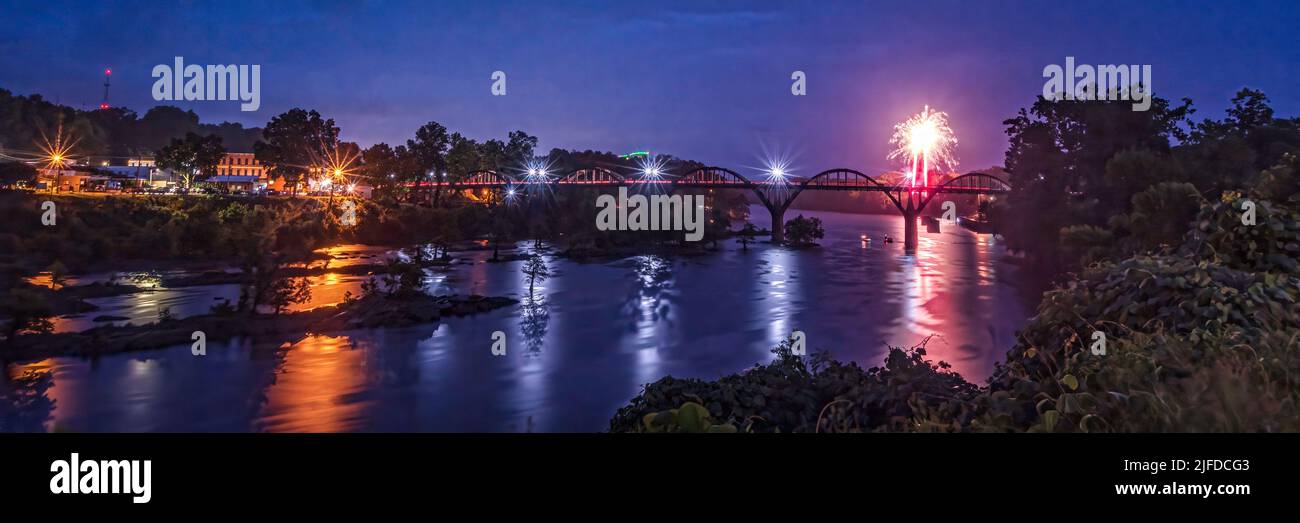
left=522, top=157, right=553, bottom=183
left=318, top=144, right=360, bottom=209
left=38, top=123, right=79, bottom=192
left=888, top=105, right=957, bottom=189
left=763, top=157, right=793, bottom=184
left=636, top=154, right=668, bottom=182
left=752, top=142, right=798, bottom=187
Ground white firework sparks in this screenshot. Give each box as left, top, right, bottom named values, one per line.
left=888, top=105, right=957, bottom=187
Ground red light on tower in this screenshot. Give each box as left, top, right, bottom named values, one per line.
left=100, top=67, right=112, bottom=110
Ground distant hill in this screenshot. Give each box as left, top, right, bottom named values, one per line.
left=0, top=87, right=262, bottom=164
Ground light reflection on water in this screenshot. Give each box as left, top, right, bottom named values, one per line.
left=2, top=206, right=1029, bottom=432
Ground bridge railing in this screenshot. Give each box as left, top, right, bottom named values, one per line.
left=932, top=173, right=1011, bottom=194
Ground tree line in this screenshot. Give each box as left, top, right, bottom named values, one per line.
left=0, top=87, right=717, bottom=200
left=993, top=87, right=1300, bottom=279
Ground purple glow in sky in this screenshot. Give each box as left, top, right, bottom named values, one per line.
left=3, top=0, right=1298, bottom=171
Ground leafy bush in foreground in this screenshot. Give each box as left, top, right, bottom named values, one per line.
left=609, top=336, right=979, bottom=433
left=612, top=195, right=1300, bottom=433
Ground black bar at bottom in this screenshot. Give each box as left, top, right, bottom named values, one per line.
left=2, top=433, right=1292, bottom=512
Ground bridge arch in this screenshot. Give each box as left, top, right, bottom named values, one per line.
left=789, top=168, right=903, bottom=211
left=556, top=166, right=626, bottom=185
left=933, top=172, right=1010, bottom=193
left=459, top=170, right=517, bottom=187
left=676, top=166, right=783, bottom=210
left=674, top=166, right=754, bottom=188
left=918, top=172, right=1011, bottom=210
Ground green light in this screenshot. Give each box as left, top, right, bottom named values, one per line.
left=619, top=151, right=650, bottom=159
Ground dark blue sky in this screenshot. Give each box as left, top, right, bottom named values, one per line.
left=3, top=0, right=1298, bottom=172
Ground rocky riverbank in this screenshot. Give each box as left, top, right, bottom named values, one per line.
left=1, top=292, right=517, bottom=361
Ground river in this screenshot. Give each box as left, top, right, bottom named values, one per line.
left=2, top=206, right=1030, bottom=432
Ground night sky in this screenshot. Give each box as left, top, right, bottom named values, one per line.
left=3, top=0, right=1298, bottom=172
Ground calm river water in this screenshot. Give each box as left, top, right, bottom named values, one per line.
left=2, top=206, right=1030, bottom=432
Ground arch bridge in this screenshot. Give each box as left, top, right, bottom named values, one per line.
left=426, top=167, right=1010, bottom=248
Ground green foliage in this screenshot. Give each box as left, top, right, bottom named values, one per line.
left=1252, top=152, right=1300, bottom=204
left=154, top=132, right=226, bottom=188
left=614, top=194, right=1300, bottom=433
left=611, top=335, right=979, bottom=433
left=254, top=108, right=339, bottom=194
left=1103, top=148, right=1185, bottom=197
left=639, top=402, right=738, bottom=433
left=0, top=89, right=260, bottom=161
left=374, top=249, right=428, bottom=299
left=995, top=87, right=1300, bottom=272
left=783, top=214, right=825, bottom=248
left=0, top=288, right=54, bottom=342
left=985, top=194, right=1300, bottom=432
left=1058, top=225, right=1113, bottom=267
left=1187, top=192, right=1300, bottom=275
left=1118, top=182, right=1204, bottom=251
left=0, top=193, right=496, bottom=272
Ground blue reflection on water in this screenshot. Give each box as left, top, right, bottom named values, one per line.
left=2, top=207, right=1028, bottom=432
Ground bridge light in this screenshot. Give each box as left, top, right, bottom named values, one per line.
left=636, top=154, right=667, bottom=181
left=759, top=153, right=794, bottom=184
left=522, top=157, right=553, bottom=182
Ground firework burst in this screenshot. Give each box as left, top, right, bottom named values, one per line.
left=888, top=105, right=957, bottom=188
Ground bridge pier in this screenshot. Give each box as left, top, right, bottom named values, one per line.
left=903, top=210, right=918, bottom=250
left=902, top=193, right=920, bottom=250
left=768, top=205, right=786, bottom=244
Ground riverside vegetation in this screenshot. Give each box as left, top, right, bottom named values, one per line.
left=0, top=186, right=746, bottom=351
left=611, top=88, right=1300, bottom=433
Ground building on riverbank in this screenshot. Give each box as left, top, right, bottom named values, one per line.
left=209, top=152, right=300, bottom=192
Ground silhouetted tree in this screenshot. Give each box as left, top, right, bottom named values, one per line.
left=155, top=132, right=226, bottom=188
left=522, top=252, right=549, bottom=300
left=254, top=108, right=339, bottom=195
left=737, top=222, right=758, bottom=251
left=783, top=215, right=824, bottom=248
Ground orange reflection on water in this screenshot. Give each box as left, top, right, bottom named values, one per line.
left=256, top=334, right=369, bottom=432
left=6, top=358, right=65, bottom=431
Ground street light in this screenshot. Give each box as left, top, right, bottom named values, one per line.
left=523, top=157, right=553, bottom=182
left=762, top=156, right=792, bottom=184
left=39, top=123, right=77, bottom=193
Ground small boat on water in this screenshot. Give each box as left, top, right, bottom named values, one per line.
left=958, top=217, right=997, bottom=234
